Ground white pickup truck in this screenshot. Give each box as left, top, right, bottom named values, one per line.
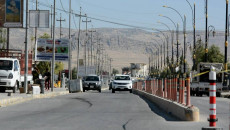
left=0, top=49, right=33, bottom=93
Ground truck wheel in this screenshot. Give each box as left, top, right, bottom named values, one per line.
left=216, top=92, right=221, bottom=97
left=13, top=82, right=18, bottom=93
left=112, top=89, right=115, bottom=93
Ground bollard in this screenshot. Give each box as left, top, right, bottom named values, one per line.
left=182, top=77, right=185, bottom=105
left=40, top=78, right=45, bottom=94
left=152, top=79, right=156, bottom=95
left=179, top=77, right=182, bottom=103
left=208, top=66, right=218, bottom=127
left=164, top=78, right=167, bottom=98
left=174, top=77, right=178, bottom=102
left=186, top=76, right=191, bottom=106
left=61, top=73, right=65, bottom=88
left=168, top=77, right=171, bottom=100
left=202, top=66, right=223, bottom=130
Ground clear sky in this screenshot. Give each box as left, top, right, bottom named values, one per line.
left=29, top=0, right=228, bottom=32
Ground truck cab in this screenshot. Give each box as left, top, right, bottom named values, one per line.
left=0, top=58, right=20, bottom=93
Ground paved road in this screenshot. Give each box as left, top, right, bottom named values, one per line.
left=0, top=90, right=224, bottom=130
left=191, top=96, right=229, bottom=129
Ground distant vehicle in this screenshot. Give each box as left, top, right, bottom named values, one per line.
left=0, top=49, right=33, bottom=93
left=190, top=62, right=225, bottom=97
left=112, top=74, right=132, bottom=93
left=83, top=74, right=102, bottom=93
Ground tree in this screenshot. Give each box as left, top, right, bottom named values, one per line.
left=39, top=33, right=51, bottom=39
left=122, top=67, right=130, bottom=74
left=192, top=39, right=224, bottom=70
left=112, top=68, right=119, bottom=75
left=72, top=67, right=77, bottom=79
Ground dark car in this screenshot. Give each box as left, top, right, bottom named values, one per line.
left=83, top=75, right=102, bottom=92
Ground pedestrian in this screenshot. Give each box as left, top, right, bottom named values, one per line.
left=32, top=66, right=40, bottom=84
left=44, top=68, right=51, bottom=90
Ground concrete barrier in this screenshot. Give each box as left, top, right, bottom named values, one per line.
left=133, top=89, right=199, bottom=121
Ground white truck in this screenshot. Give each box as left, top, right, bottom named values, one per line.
left=0, top=49, right=33, bottom=93
left=190, top=62, right=224, bottom=97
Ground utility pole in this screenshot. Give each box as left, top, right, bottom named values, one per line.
left=68, top=0, right=72, bottom=80
left=56, top=13, right=65, bottom=39
left=109, top=58, right=113, bottom=77
left=34, top=0, right=38, bottom=50
left=51, top=0, right=56, bottom=92
left=50, top=5, right=53, bottom=38
left=82, top=15, right=91, bottom=75
left=89, top=30, right=96, bottom=66
left=204, top=0, right=208, bottom=62
left=76, top=7, right=82, bottom=79
left=24, top=0, right=29, bottom=93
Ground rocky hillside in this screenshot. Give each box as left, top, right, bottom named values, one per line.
left=6, top=27, right=229, bottom=72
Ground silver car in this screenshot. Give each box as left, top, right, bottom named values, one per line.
left=83, top=75, right=102, bottom=93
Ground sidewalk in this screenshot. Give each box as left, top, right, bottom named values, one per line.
left=0, top=88, right=69, bottom=107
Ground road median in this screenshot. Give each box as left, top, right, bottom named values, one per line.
left=133, top=89, right=200, bottom=121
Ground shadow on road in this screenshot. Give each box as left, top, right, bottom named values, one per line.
left=135, top=94, right=180, bottom=122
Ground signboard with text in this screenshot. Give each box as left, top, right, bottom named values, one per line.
left=35, top=38, right=69, bottom=61
left=0, top=0, right=23, bottom=28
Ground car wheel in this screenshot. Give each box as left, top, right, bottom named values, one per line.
left=129, top=89, right=132, bottom=93
left=98, top=88, right=101, bottom=93
left=112, top=89, right=115, bottom=93
left=83, top=88, right=85, bottom=92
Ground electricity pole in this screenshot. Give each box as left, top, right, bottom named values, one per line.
left=82, top=15, right=91, bottom=75
left=89, top=30, right=96, bottom=66
left=56, top=13, right=65, bottom=39
left=68, top=0, right=72, bottom=80
left=76, top=7, right=82, bottom=79
left=50, top=5, right=53, bottom=38
left=24, top=0, right=29, bottom=93
left=51, top=0, right=56, bottom=92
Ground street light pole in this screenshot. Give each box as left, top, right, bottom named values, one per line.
left=224, top=0, right=229, bottom=86
left=24, top=0, right=29, bottom=93
left=205, top=0, right=208, bottom=62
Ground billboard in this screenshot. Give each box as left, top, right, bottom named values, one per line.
left=0, top=0, right=23, bottom=28
left=35, top=38, right=69, bottom=61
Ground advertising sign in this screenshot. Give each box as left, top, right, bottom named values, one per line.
left=0, top=0, right=23, bottom=28
left=35, top=38, right=69, bottom=61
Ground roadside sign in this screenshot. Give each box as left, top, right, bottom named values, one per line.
left=35, top=38, right=69, bottom=61
left=29, top=10, right=49, bottom=28
left=0, top=0, right=23, bottom=28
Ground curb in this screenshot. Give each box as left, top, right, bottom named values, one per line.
left=0, top=91, right=69, bottom=107
left=133, top=89, right=200, bottom=121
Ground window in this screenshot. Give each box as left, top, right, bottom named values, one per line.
left=85, top=76, right=99, bottom=81
left=0, top=60, right=13, bottom=70
left=115, top=76, right=130, bottom=80
left=14, top=60, right=18, bottom=71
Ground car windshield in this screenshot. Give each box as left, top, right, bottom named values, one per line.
left=85, top=76, right=99, bottom=81
left=115, top=76, right=130, bottom=80
left=0, top=60, right=13, bottom=70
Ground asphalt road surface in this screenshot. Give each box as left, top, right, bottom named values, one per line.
left=0, top=90, right=228, bottom=130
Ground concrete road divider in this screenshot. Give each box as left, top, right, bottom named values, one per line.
left=133, top=89, right=199, bottom=121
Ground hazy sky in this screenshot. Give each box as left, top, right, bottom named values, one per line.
left=29, top=0, right=228, bottom=31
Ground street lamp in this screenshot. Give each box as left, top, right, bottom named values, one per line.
left=159, top=14, right=178, bottom=64
left=163, top=5, right=187, bottom=76
left=186, top=0, right=196, bottom=71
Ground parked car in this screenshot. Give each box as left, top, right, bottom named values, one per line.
left=83, top=75, right=102, bottom=93
left=112, top=74, right=132, bottom=93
